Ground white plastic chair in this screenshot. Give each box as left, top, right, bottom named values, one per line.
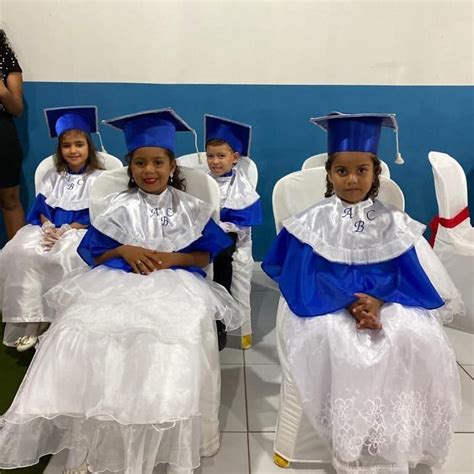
left=177, top=152, right=259, bottom=189
left=271, top=168, right=405, bottom=468
left=89, top=165, right=221, bottom=223
left=34, top=152, right=123, bottom=194
left=177, top=152, right=259, bottom=348
left=428, top=151, right=474, bottom=334
left=175, top=152, right=209, bottom=173
left=302, top=152, right=391, bottom=178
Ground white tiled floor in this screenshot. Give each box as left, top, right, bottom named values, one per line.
left=45, top=269, right=474, bottom=474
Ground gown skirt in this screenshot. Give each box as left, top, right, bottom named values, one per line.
left=279, top=298, right=462, bottom=473
left=0, top=225, right=87, bottom=345
left=0, top=265, right=241, bottom=472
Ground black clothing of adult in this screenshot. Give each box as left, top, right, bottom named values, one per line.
left=0, top=45, right=23, bottom=188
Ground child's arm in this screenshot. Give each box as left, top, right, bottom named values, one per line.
left=154, top=251, right=210, bottom=270
left=94, top=245, right=161, bottom=274
left=95, top=246, right=209, bottom=274
left=69, top=222, right=88, bottom=230
left=39, top=214, right=51, bottom=226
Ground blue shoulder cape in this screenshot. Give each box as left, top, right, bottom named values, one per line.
left=27, top=194, right=90, bottom=227
left=262, top=228, right=443, bottom=317
left=78, top=218, right=232, bottom=277
left=221, top=198, right=262, bottom=227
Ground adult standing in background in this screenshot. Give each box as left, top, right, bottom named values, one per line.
left=0, top=29, right=25, bottom=239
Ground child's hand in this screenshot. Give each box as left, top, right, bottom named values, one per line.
left=348, top=293, right=383, bottom=330
left=41, top=227, right=63, bottom=250
left=118, top=245, right=163, bottom=275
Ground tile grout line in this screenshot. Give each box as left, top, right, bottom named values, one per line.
left=243, top=348, right=252, bottom=474
left=457, top=361, right=474, bottom=381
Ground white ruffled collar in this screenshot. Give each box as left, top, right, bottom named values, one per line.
left=208, top=168, right=259, bottom=210
left=40, top=168, right=103, bottom=211
left=92, top=186, right=214, bottom=252
left=284, top=195, right=425, bottom=264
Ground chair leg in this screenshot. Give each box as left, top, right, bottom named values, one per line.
left=273, top=452, right=290, bottom=468
left=240, top=333, right=252, bottom=349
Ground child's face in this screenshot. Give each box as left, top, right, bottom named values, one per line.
left=206, top=143, right=239, bottom=176
left=60, top=130, right=89, bottom=173
left=130, top=146, right=175, bottom=195
left=328, top=152, right=375, bottom=204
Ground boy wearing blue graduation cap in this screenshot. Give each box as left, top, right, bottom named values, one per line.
left=205, top=115, right=262, bottom=350
left=263, top=113, right=462, bottom=472
left=0, top=109, right=243, bottom=474
left=0, top=106, right=104, bottom=352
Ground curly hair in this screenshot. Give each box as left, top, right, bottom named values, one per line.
left=0, top=29, right=20, bottom=77
left=126, top=148, right=186, bottom=192
left=324, top=152, right=381, bottom=200
left=54, top=130, right=103, bottom=173
left=0, top=30, right=15, bottom=56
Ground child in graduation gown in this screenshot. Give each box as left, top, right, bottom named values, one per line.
left=0, top=106, right=104, bottom=351
left=262, top=113, right=463, bottom=473
left=205, top=115, right=262, bottom=349
left=0, top=109, right=242, bottom=474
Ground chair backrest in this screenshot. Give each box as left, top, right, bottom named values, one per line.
left=176, top=152, right=209, bottom=172
left=89, top=165, right=221, bottom=223
left=428, top=151, right=468, bottom=219
left=177, top=152, right=259, bottom=189
left=237, top=156, right=258, bottom=188
left=34, top=151, right=123, bottom=195
left=272, top=168, right=404, bottom=232
left=301, top=153, right=328, bottom=170
left=301, top=152, right=391, bottom=178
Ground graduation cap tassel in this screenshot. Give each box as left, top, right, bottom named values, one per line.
left=192, top=129, right=205, bottom=164
left=394, top=127, right=404, bottom=165
left=96, top=131, right=107, bottom=153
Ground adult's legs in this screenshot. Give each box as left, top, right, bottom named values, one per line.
left=0, top=185, right=25, bottom=239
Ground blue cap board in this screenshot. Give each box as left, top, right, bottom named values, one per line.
left=205, top=114, right=252, bottom=156
left=44, top=106, right=98, bottom=138
left=310, top=112, right=404, bottom=164
left=103, top=108, right=194, bottom=154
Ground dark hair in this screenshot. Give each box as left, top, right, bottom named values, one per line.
left=54, top=129, right=103, bottom=173
left=205, top=138, right=234, bottom=152
left=0, top=30, right=15, bottom=57
left=126, top=147, right=186, bottom=192
left=324, top=152, right=381, bottom=200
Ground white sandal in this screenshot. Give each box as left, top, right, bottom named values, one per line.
left=63, top=462, right=88, bottom=474
left=15, top=335, right=38, bottom=352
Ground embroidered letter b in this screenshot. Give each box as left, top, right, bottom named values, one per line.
left=354, top=221, right=365, bottom=232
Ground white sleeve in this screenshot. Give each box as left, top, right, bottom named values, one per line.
left=414, top=236, right=466, bottom=323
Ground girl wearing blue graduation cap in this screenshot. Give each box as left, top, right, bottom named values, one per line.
left=205, top=115, right=262, bottom=349
left=0, top=106, right=104, bottom=352
left=0, top=109, right=242, bottom=474
left=263, top=113, right=463, bottom=473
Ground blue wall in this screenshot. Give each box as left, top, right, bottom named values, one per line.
left=6, top=82, right=474, bottom=259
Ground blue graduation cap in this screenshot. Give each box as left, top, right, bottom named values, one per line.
left=44, top=106, right=98, bottom=138
left=103, top=108, right=194, bottom=154
left=205, top=115, right=252, bottom=156
left=310, top=112, right=404, bottom=164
